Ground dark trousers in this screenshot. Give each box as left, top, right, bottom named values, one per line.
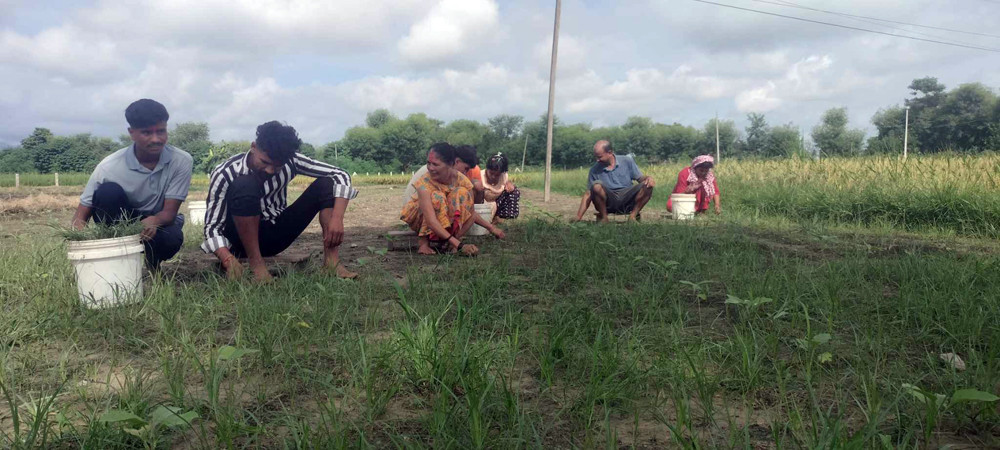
left=223, top=175, right=336, bottom=258
left=91, top=182, right=184, bottom=269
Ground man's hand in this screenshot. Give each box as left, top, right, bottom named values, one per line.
left=642, top=177, right=656, bottom=188
left=140, top=217, right=159, bottom=241
left=71, top=218, right=87, bottom=231
left=324, top=217, right=345, bottom=248
left=222, top=255, right=244, bottom=280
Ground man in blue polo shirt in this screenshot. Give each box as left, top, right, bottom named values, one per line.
left=573, top=140, right=655, bottom=222
left=71, top=99, right=194, bottom=269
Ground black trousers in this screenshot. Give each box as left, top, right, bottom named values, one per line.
left=91, top=182, right=184, bottom=269
left=223, top=175, right=336, bottom=258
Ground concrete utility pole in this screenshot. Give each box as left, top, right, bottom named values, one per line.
left=519, top=132, right=529, bottom=173
left=543, top=0, right=561, bottom=202
left=903, top=106, right=910, bottom=161
left=715, top=113, right=720, bottom=163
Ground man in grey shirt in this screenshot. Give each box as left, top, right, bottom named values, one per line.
left=573, top=140, right=655, bottom=222
left=71, top=99, right=194, bottom=269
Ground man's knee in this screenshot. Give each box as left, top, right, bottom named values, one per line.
left=304, top=177, right=336, bottom=209
left=590, top=183, right=606, bottom=197
left=93, top=182, right=127, bottom=204
left=145, top=226, right=184, bottom=268
left=307, top=176, right=335, bottom=192
left=228, top=175, right=264, bottom=216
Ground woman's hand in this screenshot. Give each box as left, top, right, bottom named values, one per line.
left=491, top=226, right=505, bottom=240
left=504, top=181, right=515, bottom=192
left=714, top=203, right=722, bottom=215
left=686, top=182, right=700, bottom=194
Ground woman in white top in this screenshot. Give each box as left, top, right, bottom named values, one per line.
left=482, top=153, right=520, bottom=223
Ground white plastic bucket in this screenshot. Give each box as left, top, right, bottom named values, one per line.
left=671, top=194, right=697, bottom=220
left=188, top=201, right=207, bottom=225
left=66, top=234, right=144, bottom=308
left=467, top=204, right=493, bottom=236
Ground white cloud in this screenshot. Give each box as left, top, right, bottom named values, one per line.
left=398, top=0, right=500, bottom=65
left=565, top=65, right=734, bottom=114
left=0, top=0, right=997, bottom=148
left=533, top=34, right=588, bottom=78
left=0, top=25, right=125, bottom=82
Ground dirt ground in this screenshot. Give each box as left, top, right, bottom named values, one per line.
left=0, top=184, right=590, bottom=281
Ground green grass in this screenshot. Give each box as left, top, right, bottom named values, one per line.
left=2, top=208, right=999, bottom=448
left=513, top=154, right=1000, bottom=238
left=59, top=220, right=145, bottom=241
left=0, top=173, right=91, bottom=187
left=7, top=154, right=999, bottom=238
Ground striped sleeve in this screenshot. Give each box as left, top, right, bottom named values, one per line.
left=200, top=165, right=233, bottom=254
left=292, top=154, right=359, bottom=200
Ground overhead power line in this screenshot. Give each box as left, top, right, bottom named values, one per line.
left=689, top=0, right=1000, bottom=53
left=751, top=0, right=1000, bottom=39
left=764, top=0, right=994, bottom=48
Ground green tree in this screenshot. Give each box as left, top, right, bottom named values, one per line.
left=743, top=113, right=769, bottom=156
left=552, top=123, right=594, bottom=167
left=483, top=114, right=524, bottom=159
left=700, top=118, right=740, bottom=158
left=619, top=116, right=655, bottom=158
left=768, top=123, right=804, bottom=157
left=930, top=83, right=997, bottom=151
left=299, top=142, right=317, bottom=159
left=867, top=106, right=906, bottom=154
left=338, top=126, right=383, bottom=164
left=200, top=141, right=250, bottom=173
left=905, top=77, right=946, bottom=152
left=811, top=108, right=865, bottom=156
left=381, top=113, right=439, bottom=170
left=654, top=123, right=701, bottom=160
left=522, top=114, right=560, bottom=166
left=170, top=122, right=213, bottom=167
left=365, top=109, right=397, bottom=129
left=0, top=147, right=36, bottom=173
left=21, top=128, right=52, bottom=152
left=439, top=119, right=488, bottom=150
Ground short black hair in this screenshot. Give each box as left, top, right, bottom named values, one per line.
left=428, top=142, right=456, bottom=165
left=486, top=153, right=509, bottom=173
left=125, top=99, right=169, bottom=129
left=456, top=145, right=479, bottom=167
left=255, top=121, right=301, bottom=165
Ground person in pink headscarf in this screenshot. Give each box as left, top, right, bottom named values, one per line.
left=667, top=155, right=721, bottom=215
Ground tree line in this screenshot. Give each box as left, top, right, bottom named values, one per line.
left=1, top=77, right=996, bottom=174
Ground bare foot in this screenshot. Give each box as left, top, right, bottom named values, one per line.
left=417, top=244, right=436, bottom=255
left=249, top=261, right=274, bottom=283
left=327, top=263, right=359, bottom=279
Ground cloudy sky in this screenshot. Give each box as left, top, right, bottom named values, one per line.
left=1, top=0, right=998, bottom=147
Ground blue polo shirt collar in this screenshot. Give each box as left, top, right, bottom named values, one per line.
left=125, top=143, right=173, bottom=174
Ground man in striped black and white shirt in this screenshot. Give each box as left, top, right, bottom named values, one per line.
left=201, top=121, right=358, bottom=282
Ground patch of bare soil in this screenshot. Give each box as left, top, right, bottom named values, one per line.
left=0, top=192, right=78, bottom=215
left=161, top=184, right=584, bottom=282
